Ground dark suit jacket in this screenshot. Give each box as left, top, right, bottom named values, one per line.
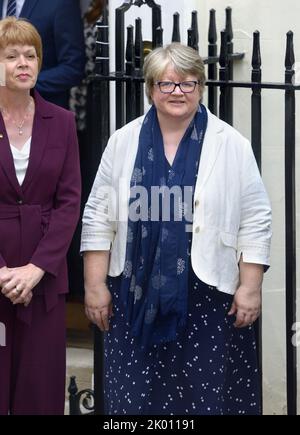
left=0, top=90, right=81, bottom=323
left=0, top=0, right=86, bottom=108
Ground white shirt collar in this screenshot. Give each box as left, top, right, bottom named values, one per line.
left=2, top=0, right=26, bottom=18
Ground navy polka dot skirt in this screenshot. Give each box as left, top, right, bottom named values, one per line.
left=104, top=268, right=261, bottom=415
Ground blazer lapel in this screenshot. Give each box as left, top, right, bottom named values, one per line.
left=194, top=110, right=224, bottom=198
left=0, top=114, right=23, bottom=196
left=21, top=91, right=52, bottom=191
left=19, top=0, right=39, bottom=17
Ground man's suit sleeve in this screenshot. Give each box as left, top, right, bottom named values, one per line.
left=30, top=113, right=81, bottom=277
left=36, top=0, right=85, bottom=95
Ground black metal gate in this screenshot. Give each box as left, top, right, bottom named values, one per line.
left=69, top=0, right=298, bottom=416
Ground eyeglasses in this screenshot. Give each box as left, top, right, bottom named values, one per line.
left=154, top=80, right=200, bottom=94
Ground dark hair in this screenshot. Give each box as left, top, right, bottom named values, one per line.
left=85, top=0, right=105, bottom=25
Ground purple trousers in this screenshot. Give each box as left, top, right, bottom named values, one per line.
left=0, top=294, right=66, bottom=415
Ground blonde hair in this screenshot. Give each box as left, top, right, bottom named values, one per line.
left=0, top=17, right=43, bottom=71
left=143, top=43, right=206, bottom=104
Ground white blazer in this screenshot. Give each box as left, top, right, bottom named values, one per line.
left=81, top=108, right=272, bottom=295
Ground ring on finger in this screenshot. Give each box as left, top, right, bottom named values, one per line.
left=15, top=286, right=22, bottom=294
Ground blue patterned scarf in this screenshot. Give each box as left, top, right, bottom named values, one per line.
left=120, top=104, right=207, bottom=348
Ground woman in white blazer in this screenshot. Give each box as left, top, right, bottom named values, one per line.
left=81, top=43, right=271, bottom=415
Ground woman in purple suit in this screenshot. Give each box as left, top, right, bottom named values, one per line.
left=0, top=17, right=81, bottom=415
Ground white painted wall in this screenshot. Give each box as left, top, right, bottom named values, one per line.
left=107, top=0, right=300, bottom=415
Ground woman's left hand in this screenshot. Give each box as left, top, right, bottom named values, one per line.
left=228, top=284, right=261, bottom=328
left=1, top=263, right=45, bottom=305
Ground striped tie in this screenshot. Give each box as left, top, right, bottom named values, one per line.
left=6, top=0, right=17, bottom=16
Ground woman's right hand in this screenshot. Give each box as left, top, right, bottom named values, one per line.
left=0, top=266, right=32, bottom=307
left=84, top=283, right=113, bottom=332
left=0, top=263, right=44, bottom=306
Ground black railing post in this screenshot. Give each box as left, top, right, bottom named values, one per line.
left=284, top=30, right=297, bottom=417
left=149, top=0, right=161, bottom=48
left=134, top=18, right=144, bottom=118
left=187, top=11, right=199, bottom=51
left=126, top=25, right=135, bottom=123
left=172, top=12, right=181, bottom=43
left=87, top=4, right=110, bottom=187
left=251, top=30, right=263, bottom=414
left=126, top=25, right=135, bottom=77
left=208, top=9, right=218, bottom=115
left=96, top=4, right=110, bottom=153
left=95, top=6, right=109, bottom=77
left=93, top=326, right=105, bottom=414
left=88, top=0, right=110, bottom=394
left=187, top=28, right=192, bottom=49
left=251, top=31, right=262, bottom=169
left=68, top=376, right=79, bottom=415
left=225, top=7, right=233, bottom=124
left=115, top=2, right=131, bottom=129
left=154, top=26, right=163, bottom=48
left=68, top=376, right=95, bottom=415
left=219, top=29, right=230, bottom=123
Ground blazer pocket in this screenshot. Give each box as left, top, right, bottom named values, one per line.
left=220, top=232, right=237, bottom=249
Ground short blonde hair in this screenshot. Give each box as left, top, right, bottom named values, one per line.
left=0, top=17, right=43, bottom=71
left=143, top=43, right=206, bottom=104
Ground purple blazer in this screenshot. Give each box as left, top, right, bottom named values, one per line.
left=0, top=91, right=81, bottom=324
